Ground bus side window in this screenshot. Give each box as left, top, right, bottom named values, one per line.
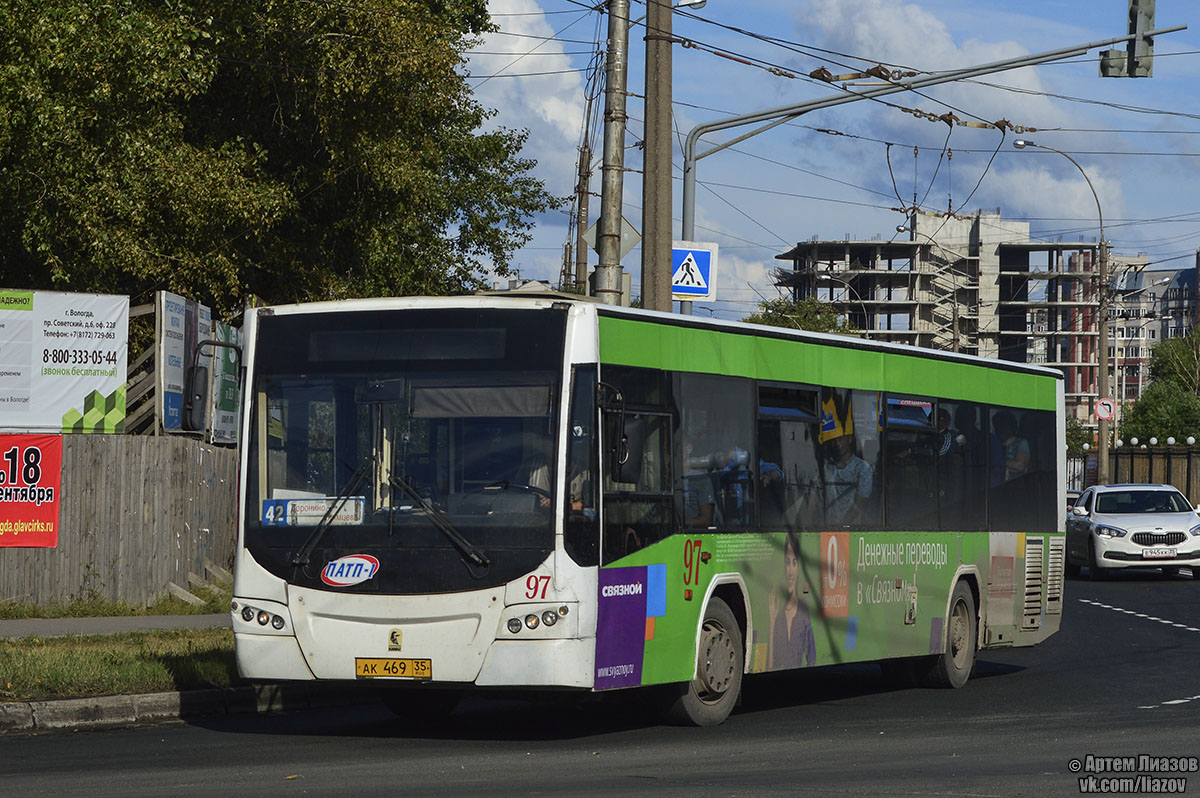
left=756, top=384, right=823, bottom=532
left=883, top=395, right=938, bottom=531
left=564, top=366, right=599, bottom=567
left=817, top=388, right=880, bottom=530
left=677, top=374, right=756, bottom=531
left=602, top=412, right=673, bottom=562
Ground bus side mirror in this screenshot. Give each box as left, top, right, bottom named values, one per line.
left=182, top=338, right=243, bottom=432
left=182, top=364, right=209, bottom=431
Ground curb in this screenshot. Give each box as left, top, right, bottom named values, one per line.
left=0, top=683, right=371, bottom=735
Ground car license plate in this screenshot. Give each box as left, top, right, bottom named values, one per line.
left=355, top=658, right=432, bottom=679
left=1141, top=547, right=1177, bottom=559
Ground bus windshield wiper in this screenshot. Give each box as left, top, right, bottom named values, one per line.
left=388, top=474, right=490, bottom=573
left=292, top=457, right=373, bottom=568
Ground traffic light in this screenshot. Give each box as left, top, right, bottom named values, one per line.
left=1100, top=0, right=1155, bottom=78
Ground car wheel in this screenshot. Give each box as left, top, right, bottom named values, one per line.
left=1064, top=559, right=1081, bottom=578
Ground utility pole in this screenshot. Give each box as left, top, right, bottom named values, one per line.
left=1098, top=239, right=1111, bottom=484
left=641, top=0, right=673, bottom=312
left=595, top=0, right=631, bottom=306
left=573, top=142, right=592, bottom=292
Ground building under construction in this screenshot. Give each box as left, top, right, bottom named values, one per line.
left=774, top=210, right=1197, bottom=429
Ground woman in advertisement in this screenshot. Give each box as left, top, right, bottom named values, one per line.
left=767, top=529, right=817, bottom=669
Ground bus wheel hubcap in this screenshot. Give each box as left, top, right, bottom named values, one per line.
left=698, top=620, right=736, bottom=697
left=950, top=600, right=969, bottom=668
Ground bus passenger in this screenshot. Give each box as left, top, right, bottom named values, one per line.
left=992, top=411, right=1030, bottom=481
left=823, top=431, right=873, bottom=525
left=682, top=438, right=717, bottom=528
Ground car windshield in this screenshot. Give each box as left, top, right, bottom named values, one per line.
left=1095, top=490, right=1191, bottom=514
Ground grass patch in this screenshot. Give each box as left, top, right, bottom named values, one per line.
left=0, top=583, right=233, bottom=620
left=0, top=628, right=238, bottom=703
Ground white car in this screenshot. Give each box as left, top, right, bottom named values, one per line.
left=1065, top=483, right=1200, bottom=579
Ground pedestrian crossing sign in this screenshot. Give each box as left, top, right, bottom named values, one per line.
left=671, top=241, right=718, bottom=301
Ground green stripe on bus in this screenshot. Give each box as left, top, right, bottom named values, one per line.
left=597, top=317, right=1055, bottom=411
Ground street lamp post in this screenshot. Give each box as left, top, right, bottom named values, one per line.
left=817, top=273, right=870, bottom=333
left=1013, top=139, right=1110, bottom=484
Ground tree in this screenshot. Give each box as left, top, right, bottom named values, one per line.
left=0, top=0, right=558, bottom=320
left=1148, top=327, right=1200, bottom=395
left=743, top=297, right=860, bottom=335
left=1119, top=380, right=1200, bottom=444
left=1065, top=417, right=1092, bottom=454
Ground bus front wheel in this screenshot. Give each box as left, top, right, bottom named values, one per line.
left=666, top=597, right=743, bottom=726
left=919, top=580, right=977, bottom=689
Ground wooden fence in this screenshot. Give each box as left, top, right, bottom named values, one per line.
left=1109, top=447, right=1200, bottom=502
left=0, top=436, right=236, bottom=607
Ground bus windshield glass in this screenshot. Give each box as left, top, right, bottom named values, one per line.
left=243, top=307, right=567, bottom=594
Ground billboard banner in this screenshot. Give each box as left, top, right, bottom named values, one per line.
left=209, top=320, right=242, bottom=445
left=0, top=289, right=129, bottom=434
left=158, top=291, right=212, bottom=432
left=0, top=434, right=62, bottom=548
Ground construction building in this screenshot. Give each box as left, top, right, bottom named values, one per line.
left=774, top=210, right=1198, bottom=431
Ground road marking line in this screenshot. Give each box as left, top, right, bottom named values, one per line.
left=1078, top=598, right=1200, bottom=710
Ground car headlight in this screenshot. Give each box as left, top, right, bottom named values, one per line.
left=1189, top=524, right=1200, bottom=537
left=1095, top=525, right=1127, bottom=538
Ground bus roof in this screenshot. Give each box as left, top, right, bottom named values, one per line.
left=251, top=292, right=1064, bottom=382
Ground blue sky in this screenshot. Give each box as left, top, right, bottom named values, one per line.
left=468, top=0, right=1200, bottom=320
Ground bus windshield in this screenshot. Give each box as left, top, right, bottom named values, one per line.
left=243, top=307, right=566, bottom=594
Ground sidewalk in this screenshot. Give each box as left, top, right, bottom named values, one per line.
left=0, top=612, right=230, bottom=640
left=0, top=613, right=370, bottom=735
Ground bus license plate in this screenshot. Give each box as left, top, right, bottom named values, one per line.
left=355, top=658, right=432, bottom=679
left=1142, top=547, right=1176, bottom=559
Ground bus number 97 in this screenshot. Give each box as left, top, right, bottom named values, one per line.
left=683, top=538, right=703, bottom=585
left=525, top=574, right=550, bottom=599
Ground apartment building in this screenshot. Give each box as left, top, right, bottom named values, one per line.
left=774, top=210, right=1198, bottom=429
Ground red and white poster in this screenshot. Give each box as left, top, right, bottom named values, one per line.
left=0, top=434, right=62, bottom=547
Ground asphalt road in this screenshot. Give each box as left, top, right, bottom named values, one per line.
left=2, top=568, right=1198, bottom=798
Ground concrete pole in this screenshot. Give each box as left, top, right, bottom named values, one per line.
left=1099, top=239, right=1111, bottom=484
left=595, top=0, right=631, bottom=306
left=641, top=0, right=673, bottom=312
left=573, top=143, right=591, bottom=292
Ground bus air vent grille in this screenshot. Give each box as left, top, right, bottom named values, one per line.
left=1045, top=537, right=1065, bottom=615
left=1021, top=536, right=1044, bottom=630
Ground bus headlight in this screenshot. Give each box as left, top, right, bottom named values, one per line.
left=257, top=610, right=271, bottom=625
left=271, top=615, right=286, bottom=630
left=507, top=618, right=523, bottom=634
left=541, top=610, right=558, bottom=627
left=242, top=606, right=255, bottom=622
left=524, top=614, right=539, bottom=630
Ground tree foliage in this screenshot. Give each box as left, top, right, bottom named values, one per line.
left=1065, top=417, right=1092, bottom=454
left=742, top=297, right=860, bottom=335
left=1148, top=327, right=1200, bottom=395
left=0, top=0, right=558, bottom=319
left=1119, top=380, right=1200, bottom=444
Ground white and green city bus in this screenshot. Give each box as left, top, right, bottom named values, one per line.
left=231, top=294, right=1065, bottom=725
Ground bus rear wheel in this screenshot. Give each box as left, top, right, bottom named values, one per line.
left=666, top=597, right=743, bottom=726
left=919, top=580, right=976, bottom=689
